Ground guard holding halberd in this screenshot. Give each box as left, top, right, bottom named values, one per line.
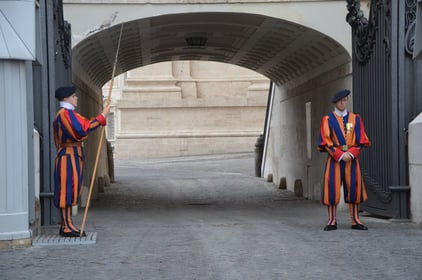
left=53, top=86, right=110, bottom=237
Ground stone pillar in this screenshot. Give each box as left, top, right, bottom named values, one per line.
left=0, top=61, right=31, bottom=243
left=409, top=113, right=422, bottom=223
left=173, top=61, right=197, bottom=99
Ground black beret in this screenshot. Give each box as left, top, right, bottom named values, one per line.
left=331, top=89, right=350, bottom=103
left=55, top=86, right=76, bottom=99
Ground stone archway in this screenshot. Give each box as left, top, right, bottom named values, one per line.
left=71, top=11, right=351, bottom=204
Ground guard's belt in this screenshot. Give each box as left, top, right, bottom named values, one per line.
left=337, top=145, right=349, bottom=152
left=60, top=142, right=82, bottom=148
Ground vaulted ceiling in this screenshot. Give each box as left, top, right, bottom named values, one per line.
left=72, top=12, right=349, bottom=88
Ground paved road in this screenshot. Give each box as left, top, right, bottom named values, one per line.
left=1, top=153, right=422, bottom=280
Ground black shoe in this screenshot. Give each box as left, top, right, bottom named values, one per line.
left=351, top=224, right=368, bottom=230
left=323, top=223, right=337, bottom=231
left=59, top=230, right=86, bottom=237
left=59, top=231, right=80, bottom=238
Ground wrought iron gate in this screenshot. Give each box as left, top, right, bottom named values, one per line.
left=347, top=0, right=422, bottom=218
left=35, top=0, right=73, bottom=226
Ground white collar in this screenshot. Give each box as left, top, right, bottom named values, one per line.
left=59, top=101, right=75, bottom=110
left=334, top=108, right=348, bottom=117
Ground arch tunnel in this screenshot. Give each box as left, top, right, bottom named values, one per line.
left=73, top=12, right=349, bottom=88
left=70, top=11, right=352, bottom=204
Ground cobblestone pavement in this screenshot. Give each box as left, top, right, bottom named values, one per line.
left=1, top=153, right=422, bottom=280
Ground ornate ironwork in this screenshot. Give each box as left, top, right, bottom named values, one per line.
left=405, top=0, right=417, bottom=55
left=383, top=0, right=391, bottom=57
left=346, top=0, right=365, bottom=24
left=346, top=0, right=389, bottom=65
left=54, top=0, right=71, bottom=69
left=346, top=0, right=382, bottom=65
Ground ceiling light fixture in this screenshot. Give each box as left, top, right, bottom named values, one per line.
left=185, top=36, right=208, bottom=47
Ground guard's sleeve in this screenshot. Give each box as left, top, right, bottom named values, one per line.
left=347, top=114, right=371, bottom=158
left=317, top=115, right=344, bottom=162
left=66, top=110, right=106, bottom=139
left=346, top=114, right=371, bottom=158
left=87, top=113, right=107, bottom=134
left=347, top=147, right=360, bottom=158
left=356, top=114, right=371, bottom=147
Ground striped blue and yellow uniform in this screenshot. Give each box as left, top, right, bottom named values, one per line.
left=53, top=108, right=106, bottom=209
left=317, top=112, right=371, bottom=206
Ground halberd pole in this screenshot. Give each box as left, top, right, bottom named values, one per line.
left=80, top=24, right=124, bottom=237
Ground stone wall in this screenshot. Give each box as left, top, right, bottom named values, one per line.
left=103, top=61, right=270, bottom=159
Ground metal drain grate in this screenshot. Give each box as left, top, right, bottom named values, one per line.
left=32, top=232, right=97, bottom=246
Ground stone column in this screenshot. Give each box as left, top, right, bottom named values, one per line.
left=409, top=113, right=422, bottom=223
left=0, top=60, right=31, bottom=244
left=173, top=61, right=197, bottom=99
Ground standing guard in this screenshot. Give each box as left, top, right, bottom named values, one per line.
left=53, top=86, right=110, bottom=237
left=317, top=89, right=371, bottom=231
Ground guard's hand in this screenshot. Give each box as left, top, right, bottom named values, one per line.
left=102, top=104, right=110, bottom=116
left=342, top=153, right=352, bottom=162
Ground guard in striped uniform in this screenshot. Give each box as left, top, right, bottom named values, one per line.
left=317, top=89, right=371, bottom=231
left=53, top=86, right=110, bottom=237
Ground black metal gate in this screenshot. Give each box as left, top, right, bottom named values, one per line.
left=34, top=0, right=73, bottom=226
left=347, top=0, right=422, bottom=218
